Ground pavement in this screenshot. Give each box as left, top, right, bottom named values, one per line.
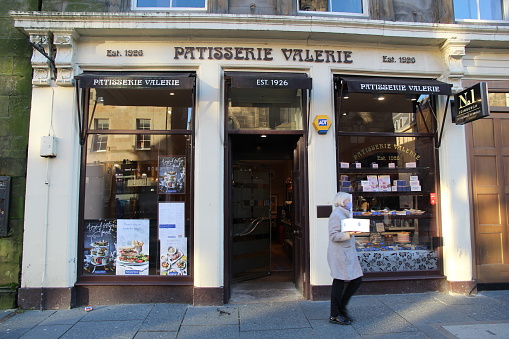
left=1, top=290, right=508, bottom=338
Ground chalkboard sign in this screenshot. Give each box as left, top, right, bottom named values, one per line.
left=0, top=176, right=11, bottom=236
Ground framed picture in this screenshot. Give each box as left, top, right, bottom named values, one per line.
left=270, top=194, right=278, bottom=215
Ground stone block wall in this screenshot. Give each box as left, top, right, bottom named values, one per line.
left=0, top=0, right=37, bottom=309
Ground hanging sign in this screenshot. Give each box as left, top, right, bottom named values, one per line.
left=454, top=82, right=490, bottom=125
left=312, top=115, right=331, bottom=134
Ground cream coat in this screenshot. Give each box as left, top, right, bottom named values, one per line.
left=327, top=206, right=363, bottom=281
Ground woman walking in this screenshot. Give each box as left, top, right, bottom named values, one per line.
left=327, top=192, right=363, bottom=325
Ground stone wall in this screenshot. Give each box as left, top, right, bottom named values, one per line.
left=0, top=0, right=37, bottom=309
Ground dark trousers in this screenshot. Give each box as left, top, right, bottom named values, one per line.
left=330, top=277, right=362, bottom=317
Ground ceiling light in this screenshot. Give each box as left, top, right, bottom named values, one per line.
left=373, top=93, right=385, bottom=100
left=261, top=134, right=267, bottom=138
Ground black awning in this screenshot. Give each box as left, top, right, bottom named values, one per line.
left=336, top=75, right=452, bottom=95
left=76, top=72, right=195, bottom=89
left=226, top=72, right=312, bottom=89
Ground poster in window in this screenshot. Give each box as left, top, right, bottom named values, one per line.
left=116, top=219, right=150, bottom=275
left=160, top=237, right=188, bottom=275
left=83, top=219, right=117, bottom=275
left=158, top=202, right=185, bottom=238
left=158, top=156, right=185, bottom=194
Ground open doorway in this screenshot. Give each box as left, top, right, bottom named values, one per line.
left=227, top=133, right=306, bottom=303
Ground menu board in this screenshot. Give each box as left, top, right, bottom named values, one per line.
left=158, top=156, right=186, bottom=194
left=116, top=219, right=150, bottom=275
left=83, top=220, right=117, bottom=275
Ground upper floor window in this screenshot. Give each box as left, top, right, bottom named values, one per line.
left=134, top=0, right=205, bottom=10
left=92, top=118, right=109, bottom=152
left=299, top=0, right=366, bottom=14
left=454, top=0, right=505, bottom=20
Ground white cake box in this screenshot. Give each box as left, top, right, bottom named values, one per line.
left=341, top=218, right=370, bottom=233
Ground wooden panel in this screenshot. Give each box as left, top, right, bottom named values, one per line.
left=478, top=233, right=503, bottom=265
left=476, top=194, right=501, bottom=225
left=504, top=157, right=509, bottom=189
left=472, top=118, right=495, bottom=148
left=474, top=156, right=498, bottom=186
left=501, top=119, right=509, bottom=149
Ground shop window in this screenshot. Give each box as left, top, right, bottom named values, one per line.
left=79, top=75, right=194, bottom=280
left=489, top=92, right=509, bottom=107
left=91, top=118, right=109, bottom=152
left=133, top=0, right=206, bottom=10
left=453, top=0, right=506, bottom=20
left=227, top=88, right=304, bottom=130
left=299, top=0, right=366, bottom=14
left=336, top=90, right=440, bottom=275
left=136, top=118, right=151, bottom=150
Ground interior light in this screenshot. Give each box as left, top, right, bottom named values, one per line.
left=261, top=134, right=267, bottom=138
left=169, top=92, right=175, bottom=96
left=373, top=93, right=385, bottom=100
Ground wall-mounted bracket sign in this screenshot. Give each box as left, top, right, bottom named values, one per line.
left=312, top=115, right=331, bottom=134
left=453, top=82, right=490, bottom=125
left=0, top=176, right=11, bottom=236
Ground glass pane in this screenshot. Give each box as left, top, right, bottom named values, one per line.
left=89, top=89, right=193, bottom=131
left=82, top=135, right=192, bottom=276
left=227, top=88, right=303, bottom=130
left=173, top=0, right=205, bottom=8
left=338, top=135, right=438, bottom=272
left=480, top=0, right=503, bottom=20
left=338, top=94, right=434, bottom=133
left=454, top=0, right=478, bottom=19
left=331, top=0, right=362, bottom=13
left=300, top=0, right=328, bottom=11
left=489, top=93, right=509, bottom=107
left=137, top=0, right=170, bottom=7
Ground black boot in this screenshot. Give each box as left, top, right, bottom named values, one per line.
left=340, top=309, right=353, bottom=322
left=329, top=314, right=351, bottom=325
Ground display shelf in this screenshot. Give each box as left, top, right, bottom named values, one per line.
left=353, top=214, right=429, bottom=219
left=351, top=191, right=429, bottom=197
left=338, top=167, right=430, bottom=174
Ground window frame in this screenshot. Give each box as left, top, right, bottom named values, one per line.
left=77, top=74, right=196, bottom=285
left=297, top=0, right=369, bottom=17
left=135, top=118, right=152, bottom=150
left=453, top=0, right=508, bottom=22
left=131, top=0, right=207, bottom=11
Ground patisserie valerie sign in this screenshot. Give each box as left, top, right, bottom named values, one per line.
left=107, top=46, right=354, bottom=63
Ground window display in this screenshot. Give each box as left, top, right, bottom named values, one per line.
left=336, top=92, right=439, bottom=274
left=80, top=82, right=194, bottom=279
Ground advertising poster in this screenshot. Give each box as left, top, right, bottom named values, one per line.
left=158, top=202, right=185, bottom=239
left=158, top=156, right=186, bottom=194
left=158, top=202, right=187, bottom=275
left=83, top=220, right=117, bottom=275
left=116, top=219, right=150, bottom=275
left=160, top=238, right=188, bottom=275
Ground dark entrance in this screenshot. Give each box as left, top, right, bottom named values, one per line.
left=226, top=133, right=307, bottom=303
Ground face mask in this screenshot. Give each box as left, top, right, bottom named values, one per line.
left=344, top=202, right=352, bottom=210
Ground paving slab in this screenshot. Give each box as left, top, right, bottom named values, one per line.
left=387, top=300, right=475, bottom=325
left=182, top=305, right=239, bottom=326
left=80, top=304, right=154, bottom=322
left=139, top=303, right=187, bottom=332
left=177, top=324, right=239, bottom=339
left=377, top=292, right=443, bottom=305
left=442, top=322, right=509, bottom=339
left=307, top=319, right=361, bottom=338
left=238, top=301, right=310, bottom=332
left=39, top=307, right=87, bottom=325
left=135, top=330, right=177, bottom=338
left=0, top=310, right=55, bottom=339
left=350, top=305, right=419, bottom=335
left=19, top=324, right=73, bottom=339
left=298, top=300, right=330, bottom=320
left=60, top=319, right=143, bottom=339
left=450, top=299, right=509, bottom=322
left=433, top=293, right=490, bottom=306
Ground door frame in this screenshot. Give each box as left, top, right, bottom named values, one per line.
left=222, top=73, right=311, bottom=303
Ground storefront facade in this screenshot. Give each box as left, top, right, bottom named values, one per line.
left=11, top=11, right=509, bottom=309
